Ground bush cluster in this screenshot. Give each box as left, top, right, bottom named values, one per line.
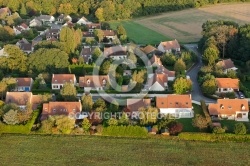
left=102, top=126, right=148, bottom=138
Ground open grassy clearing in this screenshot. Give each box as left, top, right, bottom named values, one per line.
left=110, top=20, right=168, bottom=45
left=135, top=3, right=250, bottom=43
left=1, top=134, right=250, bottom=166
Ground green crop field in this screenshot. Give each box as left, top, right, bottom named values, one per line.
left=110, top=20, right=169, bottom=45
left=1, top=134, right=250, bottom=165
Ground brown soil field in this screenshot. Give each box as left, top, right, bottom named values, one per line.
left=135, top=3, right=250, bottom=43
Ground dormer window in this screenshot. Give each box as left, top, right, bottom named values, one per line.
left=175, top=102, right=178, bottom=105
left=220, top=104, right=224, bottom=109
left=228, top=106, right=232, bottom=109
left=87, top=79, right=90, bottom=84
left=102, top=79, right=106, bottom=85
left=242, top=105, right=245, bottom=110
left=53, top=109, right=56, bottom=112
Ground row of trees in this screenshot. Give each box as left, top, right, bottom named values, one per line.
left=199, top=20, right=250, bottom=62
left=1, top=0, right=248, bottom=21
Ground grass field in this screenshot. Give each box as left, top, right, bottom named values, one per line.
left=135, top=3, right=250, bottom=43
left=110, top=21, right=169, bottom=45
left=1, top=134, right=250, bottom=165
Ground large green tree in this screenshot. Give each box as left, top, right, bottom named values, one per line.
left=81, top=94, right=93, bottom=112
left=138, top=106, right=158, bottom=125
left=173, top=77, right=192, bottom=94
left=60, top=83, right=77, bottom=101
left=174, top=58, right=186, bottom=74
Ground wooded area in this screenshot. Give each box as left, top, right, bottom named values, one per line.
left=1, top=0, right=249, bottom=21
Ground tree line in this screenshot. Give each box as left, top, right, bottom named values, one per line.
left=199, top=20, right=250, bottom=63
left=0, top=0, right=249, bottom=21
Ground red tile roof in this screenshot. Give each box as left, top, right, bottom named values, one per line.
left=41, top=101, right=82, bottom=120
left=216, top=59, right=236, bottom=70
left=208, top=99, right=249, bottom=115
left=156, top=94, right=192, bottom=108
left=142, top=45, right=156, bottom=54
left=79, top=75, right=109, bottom=88
left=159, top=39, right=180, bottom=50
left=52, top=74, right=76, bottom=84
left=127, top=99, right=151, bottom=112
left=216, top=78, right=239, bottom=89
left=156, top=66, right=175, bottom=77
left=149, top=55, right=162, bottom=66
left=102, top=30, right=116, bottom=36
left=16, top=78, right=33, bottom=87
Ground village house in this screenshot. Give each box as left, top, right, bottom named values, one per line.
left=79, top=75, right=109, bottom=92
left=13, top=23, right=30, bottom=35
left=32, top=35, right=43, bottom=46
left=208, top=99, right=249, bottom=121
left=148, top=55, right=162, bottom=67
left=126, top=98, right=151, bottom=118
left=156, top=94, right=193, bottom=118
left=82, top=31, right=95, bottom=39
left=86, top=23, right=101, bottom=32
left=216, top=78, right=239, bottom=93
left=41, top=101, right=82, bottom=121
left=155, top=65, right=176, bottom=81
left=0, top=7, right=11, bottom=16
left=57, top=14, right=72, bottom=24
left=51, top=74, right=77, bottom=90
left=5, top=92, right=42, bottom=110
left=77, top=16, right=90, bottom=25
left=16, top=38, right=33, bottom=54
left=104, top=46, right=127, bottom=60
left=45, top=28, right=60, bottom=40
left=102, top=30, right=117, bottom=40
left=141, top=45, right=157, bottom=55
left=145, top=73, right=168, bottom=91
left=14, top=78, right=34, bottom=92
left=80, top=46, right=97, bottom=64
left=29, top=18, right=42, bottom=27
left=216, top=59, right=238, bottom=74
left=158, top=39, right=180, bottom=54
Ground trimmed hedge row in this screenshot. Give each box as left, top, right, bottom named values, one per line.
left=102, top=126, right=148, bottom=138
left=0, top=111, right=39, bottom=134
left=178, top=132, right=250, bottom=142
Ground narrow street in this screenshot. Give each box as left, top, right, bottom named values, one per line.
left=184, top=44, right=216, bottom=103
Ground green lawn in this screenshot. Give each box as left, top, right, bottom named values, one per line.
left=177, top=104, right=203, bottom=132
left=1, top=134, right=250, bottom=165
left=110, top=20, right=169, bottom=45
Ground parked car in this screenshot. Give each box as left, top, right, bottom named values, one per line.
left=238, top=91, right=245, bottom=99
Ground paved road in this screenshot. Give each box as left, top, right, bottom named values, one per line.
left=184, top=44, right=216, bottom=103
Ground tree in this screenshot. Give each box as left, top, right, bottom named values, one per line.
left=173, top=77, right=192, bottom=94
left=33, top=74, right=47, bottom=89
left=94, top=29, right=104, bottom=43
left=234, top=123, right=247, bottom=135
left=28, top=48, right=69, bottom=74
left=17, top=103, right=32, bottom=124
left=3, top=109, right=19, bottom=125
left=127, top=52, right=137, bottom=64
left=118, top=112, right=129, bottom=125
left=85, top=37, right=95, bottom=46
left=60, top=83, right=77, bottom=101
left=55, top=115, right=75, bottom=134
left=95, top=7, right=104, bottom=22
left=202, top=46, right=219, bottom=65
left=93, top=98, right=106, bottom=112
left=138, top=106, right=158, bottom=125
left=7, top=0, right=20, bottom=12
left=60, top=27, right=75, bottom=53
left=20, top=3, right=27, bottom=16
left=168, top=121, right=183, bottom=135
left=161, top=53, right=177, bottom=66
left=82, top=118, right=91, bottom=133
left=107, top=118, right=118, bottom=126
left=40, top=118, right=54, bottom=134
left=109, top=100, right=119, bottom=113
left=174, top=58, right=186, bottom=74
left=92, top=47, right=102, bottom=62
left=81, top=94, right=93, bottom=112
left=4, top=45, right=27, bottom=73
left=79, top=2, right=90, bottom=15
left=192, top=114, right=208, bottom=131
left=227, top=70, right=237, bottom=79
left=117, top=25, right=126, bottom=37
left=201, top=79, right=217, bottom=95
left=100, top=60, right=111, bottom=75
left=58, top=3, right=75, bottom=15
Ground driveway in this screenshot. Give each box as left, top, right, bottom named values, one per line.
left=184, top=44, right=216, bottom=103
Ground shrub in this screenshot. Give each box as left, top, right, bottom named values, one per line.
left=234, top=123, right=247, bottom=135
left=200, top=100, right=212, bottom=125
left=213, top=127, right=226, bottom=134
left=168, top=121, right=183, bottom=135
left=102, top=126, right=148, bottom=138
